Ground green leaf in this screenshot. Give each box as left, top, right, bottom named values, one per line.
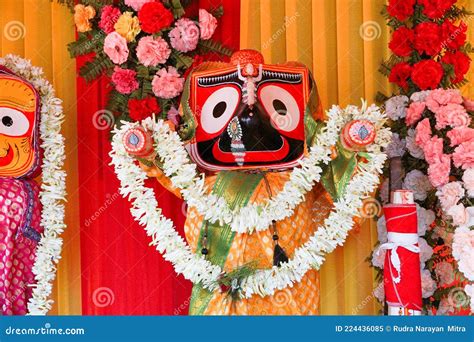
left=67, top=31, right=105, bottom=58
left=198, top=39, right=233, bottom=57
left=79, top=55, right=114, bottom=83
left=171, top=51, right=194, bottom=69
left=210, top=5, right=224, bottom=18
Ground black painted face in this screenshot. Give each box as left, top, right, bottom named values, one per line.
left=187, top=64, right=310, bottom=172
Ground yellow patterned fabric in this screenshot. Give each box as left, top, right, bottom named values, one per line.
left=183, top=172, right=333, bottom=315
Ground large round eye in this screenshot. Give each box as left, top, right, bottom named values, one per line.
left=259, top=85, right=300, bottom=132
left=0, top=108, right=30, bottom=136
left=201, top=87, right=240, bottom=134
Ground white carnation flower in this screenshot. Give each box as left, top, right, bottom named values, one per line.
left=386, top=133, right=406, bottom=158
left=385, top=95, right=408, bottom=120
left=421, top=268, right=436, bottom=298
left=406, top=128, right=425, bottom=159
left=403, top=170, right=433, bottom=201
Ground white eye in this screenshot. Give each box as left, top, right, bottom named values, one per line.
left=259, top=85, right=300, bottom=132
left=0, top=108, right=30, bottom=136
left=201, top=87, right=240, bottom=134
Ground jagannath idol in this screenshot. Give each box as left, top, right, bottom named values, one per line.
left=0, top=66, right=43, bottom=315
left=112, top=49, right=390, bottom=315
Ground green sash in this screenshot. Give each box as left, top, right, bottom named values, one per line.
left=188, top=171, right=263, bottom=315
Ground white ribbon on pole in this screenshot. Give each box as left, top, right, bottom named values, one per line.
left=378, top=232, right=419, bottom=284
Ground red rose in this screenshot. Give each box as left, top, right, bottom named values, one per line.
left=389, top=62, right=412, bottom=90
left=387, top=0, right=415, bottom=21
left=441, top=20, right=467, bottom=51
left=418, top=0, right=456, bottom=19
left=128, top=97, right=161, bottom=121
left=414, top=22, right=442, bottom=56
left=442, top=51, right=471, bottom=84
left=138, top=2, right=174, bottom=34
left=411, top=60, right=444, bottom=90
left=389, top=26, right=414, bottom=57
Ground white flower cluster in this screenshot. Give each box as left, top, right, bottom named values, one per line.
left=0, top=55, right=67, bottom=315
left=110, top=103, right=390, bottom=299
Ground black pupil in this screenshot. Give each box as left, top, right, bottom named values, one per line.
left=273, top=99, right=287, bottom=115
left=2, top=116, right=13, bottom=127
left=213, top=101, right=227, bottom=118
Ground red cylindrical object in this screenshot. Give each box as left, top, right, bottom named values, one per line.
left=382, top=203, right=422, bottom=313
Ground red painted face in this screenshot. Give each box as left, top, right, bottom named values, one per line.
left=185, top=51, right=311, bottom=172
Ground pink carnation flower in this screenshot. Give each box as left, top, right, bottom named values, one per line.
left=447, top=203, right=468, bottom=226
left=415, top=118, right=432, bottom=146
left=434, top=103, right=470, bottom=129
left=447, top=127, right=474, bottom=147
left=104, top=32, right=129, bottom=64
left=99, top=5, right=121, bottom=34
left=199, top=9, right=217, bottom=40
left=453, top=141, right=474, bottom=169
left=136, top=36, right=171, bottom=67
left=425, top=88, right=463, bottom=112
left=423, top=136, right=444, bottom=165
left=111, top=67, right=139, bottom=94
left=462, top=168, right=474, bottom=197
left=463, top=97, right=474, bottom=112
left=125, top=0, right=154, bottom=11
left=436, top=181, right=465, bottom=211
left=169, top=18, right=200, bottom=52
left=421, top=269, right=436, bottom=298
left=152, top=66, right=184, bottom=99
left=452, top=227, right=474, bottom=281
left=428, top=154, right=451, bottom=187
left=406, top=101, right=426, bottom=126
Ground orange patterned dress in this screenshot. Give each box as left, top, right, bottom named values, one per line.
left=145, top=166, right=333, bottom=315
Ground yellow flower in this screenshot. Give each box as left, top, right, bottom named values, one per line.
left=114, top=12, right=141, bottom=43
left=73, top=4, right=96, bottom=33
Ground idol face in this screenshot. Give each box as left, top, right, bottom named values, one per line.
left=187, top=62, right=310, bottom=172
left=0, top=73, right=39, bottom=178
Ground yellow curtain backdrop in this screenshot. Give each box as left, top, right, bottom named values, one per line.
left=241, top=0, right=474, bottom=315
left=0, top=0, right=81, bottom=315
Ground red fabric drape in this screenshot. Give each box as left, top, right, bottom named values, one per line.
left=77, top=0, right=240, bottom=315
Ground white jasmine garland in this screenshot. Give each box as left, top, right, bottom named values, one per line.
left=110, top=104, right=390, bottom=299
left=119, top=102, right=388, bottom=234
left=0, top=55, right=67, bottom=315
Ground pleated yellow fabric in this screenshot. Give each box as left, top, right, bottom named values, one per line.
left=240, top=0, right=474, bottom=315
left=0, top=0, right=81, bottom=315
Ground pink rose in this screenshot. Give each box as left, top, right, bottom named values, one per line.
left=125, top=0, right=154, bottom=11
left=99, top=5, right=121, bottom=34
left=462, top=168, right=474, bottom=197
left=428, top=154, right=451, bottom=187
left=453, top=141, right=474, bottom=169
left=447, top=203, right=468, bottom=226
left=136, top=36, right=171, bottom=67
left=423, top=136, right=444, bottom=165
left=104, top=32, right=129, bottom=64
left=169, top=18, right=200, bottom=52
left=111, top=67, right=139, bottom=94
left=415, top=118, right=432, bottom=146
left=436, top=182, right=464, bottom=211
left=425, top=88, right=463, bottom=112
left=199, top=9, right=218, bottom=40
left=447, top=127, right=474, bottom=147
left=152, top=66, right=184, bottom=99
left=406, top=102, right=426, bottom=126
left=434, top=103, right=470, bottom=129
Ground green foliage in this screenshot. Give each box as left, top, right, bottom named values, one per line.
left=198, top=39, right=233, bottom=57
left=171, top=51, right=194, bottom=70
left=79, top=54, right=114, bottom=83
left=211, top=5, right=225, bottom=19
left=68, top=31, right=105, bottom=58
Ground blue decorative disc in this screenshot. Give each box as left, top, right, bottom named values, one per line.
left=358, top=125, right=369, bottom=140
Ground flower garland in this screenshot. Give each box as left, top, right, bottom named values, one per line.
left=145, top=107, right=342, bottom=234
left=110, top=104, right=390, bottom=299
left=0, top=55, right=67, bottom=315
